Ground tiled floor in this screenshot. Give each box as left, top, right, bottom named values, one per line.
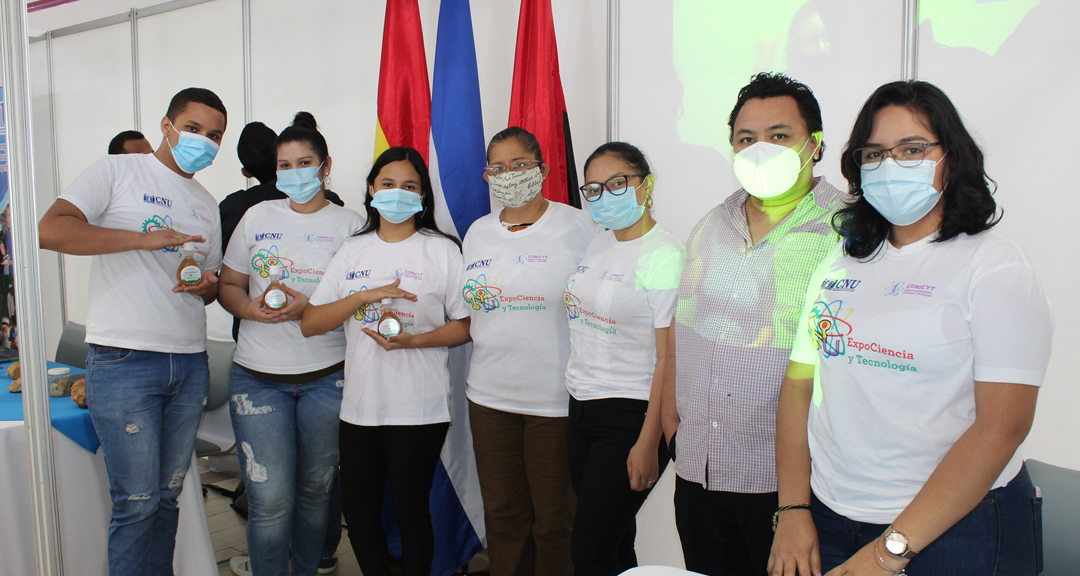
left=199, top=463, right=363, bottom=576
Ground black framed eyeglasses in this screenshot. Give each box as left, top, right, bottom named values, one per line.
left=484, top=159, right=542, bottom=175
left=854, top=142, right=942, bottom=170
left=579, top=174, right=646, bottom=202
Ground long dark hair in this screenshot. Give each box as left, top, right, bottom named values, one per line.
left=356, top=147, right=461, bottom=249
left=834, top=81, right=1000, bottom=259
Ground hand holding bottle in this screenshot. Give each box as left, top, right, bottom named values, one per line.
left=362, top=326, right=414, bottom=351
left=277, top=285, right=309, bottom=322
left=243, top=293, right=290, bottom=323
left=172, top=269, right=218, bottom=296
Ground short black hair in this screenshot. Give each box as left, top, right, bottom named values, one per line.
left=108, top=130, right=147, bottom=155
left=237, top=122, right=277, bottom=183
left=728, top=72, right=825, bottom=162
left=165, top=87, right=227, bottom=128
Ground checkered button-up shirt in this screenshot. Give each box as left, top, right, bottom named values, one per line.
left=674, top=177, right=849, bottom=493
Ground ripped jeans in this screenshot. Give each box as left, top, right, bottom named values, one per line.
left=229, top=364, right=344, bottom=576
left=85, top=345, right=209, bottom=576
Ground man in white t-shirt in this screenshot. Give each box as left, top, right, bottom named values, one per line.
left=39, top=87, right=227, bottom=576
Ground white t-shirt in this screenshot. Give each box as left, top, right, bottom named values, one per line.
left=790, top=230, right=1053, bottom=524
left=460, top=202, right=600, bottom=416
left=309, top=230, right=469, bottom=426
left=58, top=154, right=222, bottom=353
left=223, top=199, right=364, bottom=374
left=564, top=225, right=685, bottom=401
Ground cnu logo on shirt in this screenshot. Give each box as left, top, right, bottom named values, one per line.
left=821, top=278, right=862, bottom=292
left=345, top=270, right=371, bottom=280
left=255, top=232, right=283, bottom=242
left=143, top=194, right=172, bottom=208
left=466, top=259, right=492, bottom=271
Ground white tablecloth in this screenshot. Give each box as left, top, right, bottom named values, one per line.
left=0, top=421, right=217, bottom=575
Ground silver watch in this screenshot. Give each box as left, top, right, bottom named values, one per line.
left=884, top=529, right=919, bottom=559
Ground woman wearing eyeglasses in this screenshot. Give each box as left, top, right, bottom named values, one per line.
left=459, top=127, right=598, bottom=576
left=768, top=81, right=1051, bottom=576
left=562, top=142, right=683, bottom=576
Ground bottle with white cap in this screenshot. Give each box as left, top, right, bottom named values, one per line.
left=176, top=241, right=201, bottom=286
left=377, top=298, right=402, bottom=338
left=262, top=265, right=287, bottom=310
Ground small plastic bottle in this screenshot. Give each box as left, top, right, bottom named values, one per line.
left=177, top=242, right=201, bottom=286
left=263, top=265, right=287, bottom=310
left=377, top=298, right=402, bottom=338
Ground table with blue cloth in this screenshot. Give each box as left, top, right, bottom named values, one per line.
left=0, top=360, right=216, bottom=575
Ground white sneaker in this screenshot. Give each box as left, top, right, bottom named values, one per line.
left=229, top=555, right=252, bottom=576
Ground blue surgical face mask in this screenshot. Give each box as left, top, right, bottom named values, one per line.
left=860, top=158, right=942, bottom=226
left=587, top=184, right=646, bottom=230
left=168, top=121, right=219, bottom=174
left=277, top=163, right=324, bottom=204
left=371, top=189, right=423, bottom=224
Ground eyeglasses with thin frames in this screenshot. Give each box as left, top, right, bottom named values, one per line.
left=484, top=159, right=542, bottom=176
left=579, top=174, right=646, bottom=202
left=854, top=142, right=942, bottom=170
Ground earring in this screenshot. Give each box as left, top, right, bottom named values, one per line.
left=645, top=194, right=654, bottom=208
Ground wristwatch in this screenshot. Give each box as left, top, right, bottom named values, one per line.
left=883, top=529, right=919, bottom=559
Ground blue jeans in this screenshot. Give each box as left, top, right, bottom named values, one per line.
left=85, top=345, right=209, bottom=576
left=322, top=473, right=343, bottom=560
left=813, top=464, right=1043, bottom=575
left=229, top=365, right=344, bottom=576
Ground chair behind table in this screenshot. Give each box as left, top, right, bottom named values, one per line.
left=1026, top=459, right=1080, bottom=576
left=54, top=321, right=89, bottom=369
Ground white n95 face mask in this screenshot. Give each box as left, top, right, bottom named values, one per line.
left=733, top=138, right=816, bottom=199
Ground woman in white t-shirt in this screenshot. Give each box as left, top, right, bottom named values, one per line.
left=563, top=142, right=684, bottom=576
left=460, top=127, right=598, bottom=576
left=302, top=147, right=470, bottom=576
left=218, top=112, right=364, bottom=576
left=769, top=81, right=1052, bottom=576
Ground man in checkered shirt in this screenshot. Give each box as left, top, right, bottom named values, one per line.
left=661, top=73, right=851, bottom=576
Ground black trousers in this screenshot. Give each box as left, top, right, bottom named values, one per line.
left=338, top=421, right=449, bottom=576
left=567, top=396, right=669, bottom=576
left=674, top=476, right=778, bottom=576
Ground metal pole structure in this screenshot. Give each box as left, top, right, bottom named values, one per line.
left=130, top=8, right=141, bottom=130
left=0, top=0, right=65, bottom=574
left=46, top=31, right=67, bottom=326
left=606, top=0, right=619, bottom=141
left=901, top=0, right=919, bottom=80
left=242, top=0, right=253, bottom=188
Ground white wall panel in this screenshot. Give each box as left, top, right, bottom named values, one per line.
left=918, top=0, right=1080, bottom=471
left=249, top=0, right=381, bottom=210
left=50, top=22, right=134, bottom=326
